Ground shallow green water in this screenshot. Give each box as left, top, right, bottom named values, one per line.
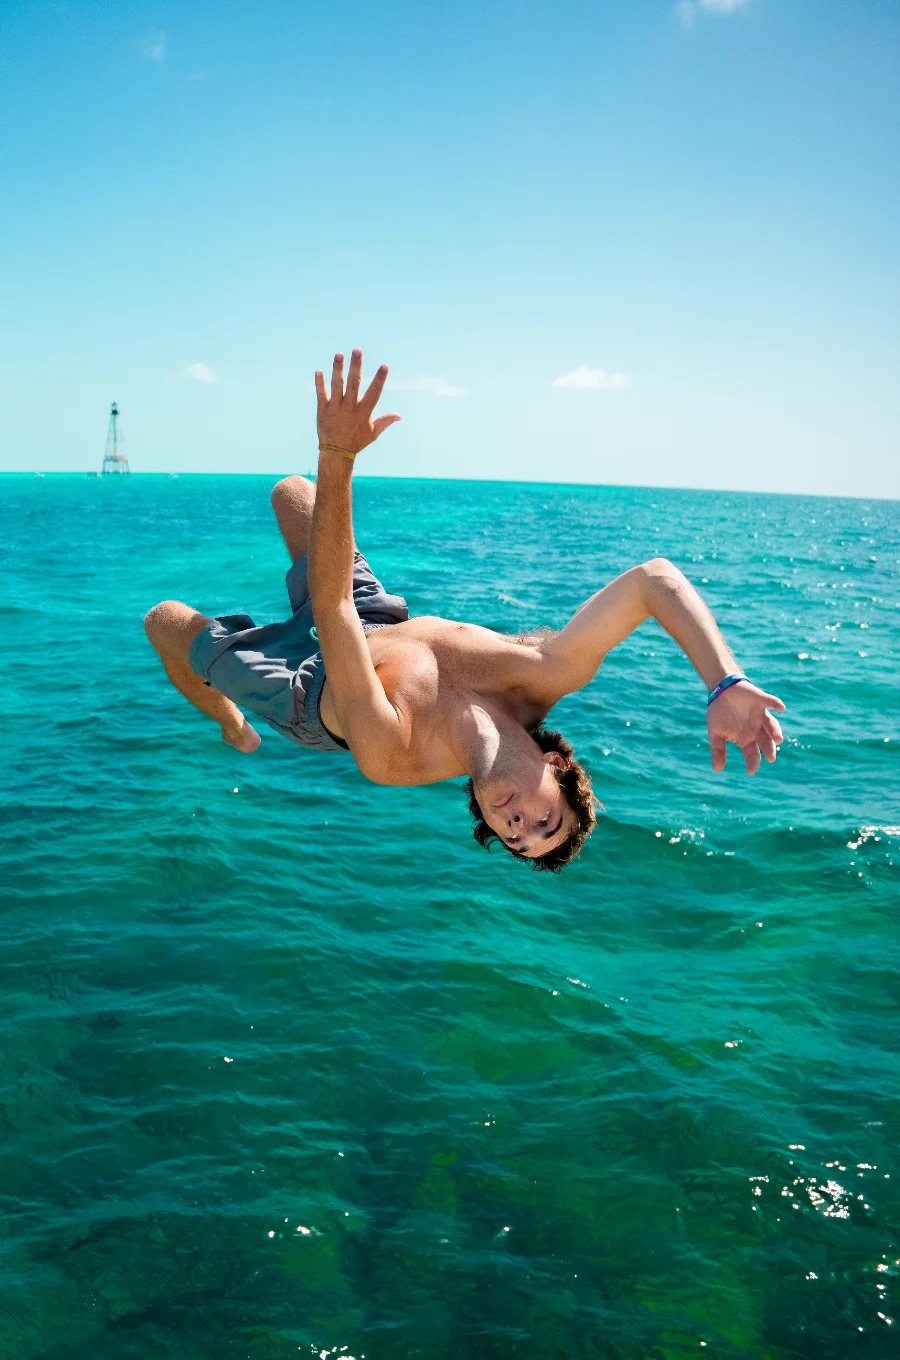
left=1, top=473, right=898, bottom=1359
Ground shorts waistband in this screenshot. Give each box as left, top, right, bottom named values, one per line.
left=294, top=620, right=393, bottom=753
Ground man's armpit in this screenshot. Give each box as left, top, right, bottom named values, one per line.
left=511, top=626, right=559, bottom=649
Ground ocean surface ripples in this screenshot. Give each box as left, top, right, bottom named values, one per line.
left=1, top=474, right=899, bottom=1358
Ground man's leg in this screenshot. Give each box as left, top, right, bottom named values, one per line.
left=271, top=475, right=316, bottom=561
left=144, top=600, right=261, bottom=753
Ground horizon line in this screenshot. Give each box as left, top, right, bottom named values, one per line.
left=1, top=469, right=896, bottom=504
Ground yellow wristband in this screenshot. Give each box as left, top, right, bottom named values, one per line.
left=318, top=443, right=357, bottom=461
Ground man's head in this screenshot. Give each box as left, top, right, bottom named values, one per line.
left=466, top=728, right=597, bottom=872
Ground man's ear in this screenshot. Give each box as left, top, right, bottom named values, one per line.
left=543, top=751, right=569, bottom=772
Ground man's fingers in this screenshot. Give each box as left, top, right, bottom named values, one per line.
left=710, top=735, right=727, bottom=773
left=742, top=743, right=761, bottom=776
left=314, top=369, right=327, bottom=404
left=330, top=352, right=345, bottom=402
left=759, top=734, right=778, bottom=763
left=761, top=691, right=786, bottom=713
left=360, top=363, right=389, bottom=414
left=345, top=347, right=363, bottom=400
left=372, top=413, right=401, bottom=438
left=766, top=714, right=784, bottom=745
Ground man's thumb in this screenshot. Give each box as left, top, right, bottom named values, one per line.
left=373, top=414, right=402, bottom=437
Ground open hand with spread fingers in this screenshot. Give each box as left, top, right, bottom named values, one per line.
left=314, top=348, right=401, bottom=462
left=707, top=679, right=786, bottom=775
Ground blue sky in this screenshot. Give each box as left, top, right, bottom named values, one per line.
left=1, top=0, right=898, bottom=495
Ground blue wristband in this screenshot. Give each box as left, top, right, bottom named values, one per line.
left=707, top=674, right=749, bottom=707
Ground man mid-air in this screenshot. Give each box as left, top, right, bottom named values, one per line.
left=145, top=349, right=786, bottom=871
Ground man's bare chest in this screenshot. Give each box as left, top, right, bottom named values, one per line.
left=320, top=617, right=557, bottom=784
left=363, top=618, right=560, bottom=741
left=365, top=616, right=545, bottom=694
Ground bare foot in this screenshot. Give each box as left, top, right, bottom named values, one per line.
left=222, top=719, right=261, bottom=753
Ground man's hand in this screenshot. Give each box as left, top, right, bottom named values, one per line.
left=314, top=349, right=401, bottom=459
left=707, top=681, right=786, bottom=775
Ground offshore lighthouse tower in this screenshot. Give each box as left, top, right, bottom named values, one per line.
left=101, top=401, right=130, bottom=474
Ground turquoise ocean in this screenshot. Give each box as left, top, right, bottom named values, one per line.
left=1, top=473, right=899, bottom=1359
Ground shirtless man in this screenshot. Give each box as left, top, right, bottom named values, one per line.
left=145, top=349, right=786, bottom=871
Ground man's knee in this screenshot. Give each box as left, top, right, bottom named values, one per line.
left=144, top=600, right=209, bottom=664
left=271, top=475, right=315, bottom=511
left=272, top=476, right=315, bottom=559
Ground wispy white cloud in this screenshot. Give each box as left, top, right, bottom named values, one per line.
left=140, top=31, right=166, bottom=63
left=185, top=362, right=217, bottom=385
left=552, top=365, right=629, bottom=391
left=390, top=375, right=466, bottom=397
left=676, top=0, right=749, bottom=26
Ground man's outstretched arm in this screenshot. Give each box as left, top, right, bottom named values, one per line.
left=308, top=349, right=406, bottom=780
left=546, top=558, right=785, bottom=774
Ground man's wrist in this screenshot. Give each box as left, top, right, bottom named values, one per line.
left=319, top=451, right=358, bottom=467
left=707, top=674, right=749, bottom=707
left=704, top=660, right=743, bottom=690
left=317, top=448, right=356, bottom=477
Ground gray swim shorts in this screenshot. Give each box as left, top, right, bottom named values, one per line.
left=188, top=551, right=408, bottom=752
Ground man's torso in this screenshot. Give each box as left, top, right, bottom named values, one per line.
left=319, top=616, right=568, bottom=784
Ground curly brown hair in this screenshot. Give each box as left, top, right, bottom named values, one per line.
left=465, top=728, right=598, bottom=873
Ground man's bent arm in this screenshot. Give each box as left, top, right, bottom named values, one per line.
left=550, top=557, right=737, bottom=690
left=548, top=558, right=785, bottom=774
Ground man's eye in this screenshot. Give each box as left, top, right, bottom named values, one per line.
left=539, top=817, right=549, bottom=827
